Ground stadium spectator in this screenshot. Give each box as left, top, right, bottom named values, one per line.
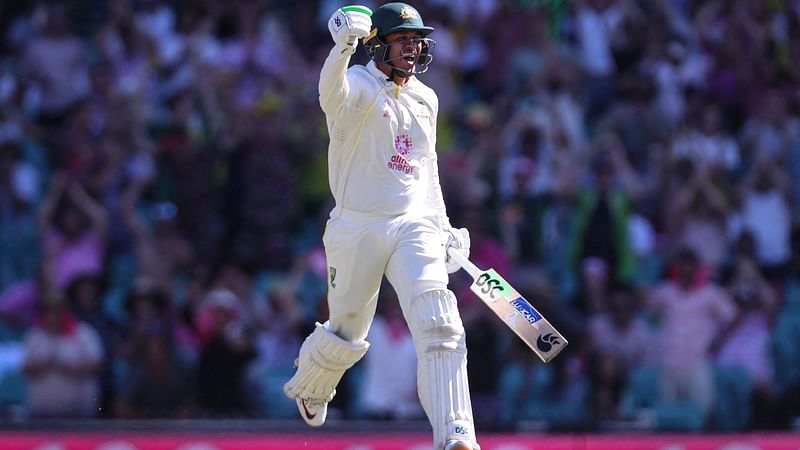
left=588, top=283, right=651, bottom=372
left=37, top=173, right=108, bottom=292
left=731, top=159, right=793, bottom=281
left=22, top=292, right=103, bottom=417
left=115, top=320, right=194, bottom=419
left=19, top=4, right=90, bottom=128
left=716, top=255, right=779, bottom=428
left=64, top=272, right=117, bottom=416
left=665, top=162, right=730, bottom=274
left=195, top=289, right=257, bottom=417
left=568, top=137, right=641, bottom=314
left=646, top=247, right=738, bottom=419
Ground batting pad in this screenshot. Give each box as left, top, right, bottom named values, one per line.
left=284, top=321, right=369, bottom=402
left=410, top=289, right=477, bottom=449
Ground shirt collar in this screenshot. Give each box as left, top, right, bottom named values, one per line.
left=366, top=60, right=416, bottom=90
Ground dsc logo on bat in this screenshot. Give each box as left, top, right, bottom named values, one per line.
left=475, top=272, right=505, bottom=299
left=510, top=297, right=542, bottom=324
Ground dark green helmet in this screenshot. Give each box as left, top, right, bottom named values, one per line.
left=363, top=3, right=436, bottom=77
left=367, top=2, right=434, bottom=39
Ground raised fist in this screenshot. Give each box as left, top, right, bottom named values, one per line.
left=328, top=5, right=373, bottom=47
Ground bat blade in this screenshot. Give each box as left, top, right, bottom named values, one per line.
left=468, top=268, right=568, bottom=362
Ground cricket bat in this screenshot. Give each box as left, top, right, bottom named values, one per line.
left=448, top=248, right=568, bottom=362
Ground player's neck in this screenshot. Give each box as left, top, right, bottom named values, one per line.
left=377, top=63, right=410, bottom=86
left=393, top=75, right=410, bottom=86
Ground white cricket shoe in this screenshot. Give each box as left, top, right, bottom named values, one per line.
left=296, top=397, right=327, bottom=427
left=444, top=440, right=480, bottom=450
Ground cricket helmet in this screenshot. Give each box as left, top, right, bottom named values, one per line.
left=363, top=2, right=436, bottom=76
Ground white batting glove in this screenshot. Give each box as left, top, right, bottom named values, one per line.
left=328, top=6, right=373, bottom=47
left=444, top=227, right=470, bottom=274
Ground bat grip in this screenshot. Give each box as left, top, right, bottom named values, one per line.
left=446, top=247, right=482, bottom=279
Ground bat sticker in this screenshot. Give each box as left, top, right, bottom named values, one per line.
left=475, top=272, right=505, bottom=299
left=510, top=297, right=542, bottom=324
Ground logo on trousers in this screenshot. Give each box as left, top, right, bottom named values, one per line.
left=329, top=267, right=337, bottom=288
left=536, top=333, right=560, bottom=352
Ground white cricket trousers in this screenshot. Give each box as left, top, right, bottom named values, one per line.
left=322, top=205, right=479, bottom=448
left=323, top=206, right=449, bottom=341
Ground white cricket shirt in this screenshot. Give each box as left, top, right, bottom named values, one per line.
left=319, top=43, right=449, bottom=226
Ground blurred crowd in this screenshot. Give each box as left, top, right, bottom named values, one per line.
left=0, top=0, right=799, bottom=432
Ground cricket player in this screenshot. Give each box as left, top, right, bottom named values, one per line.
left=283, top=3, right=479, bottom=449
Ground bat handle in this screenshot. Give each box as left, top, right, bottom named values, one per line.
left=446, top=247, right=482, bottom=279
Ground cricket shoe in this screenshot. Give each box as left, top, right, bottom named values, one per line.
left=444, top=440, right=480, bottom=450
left=296, top=397, right=327, bottom=427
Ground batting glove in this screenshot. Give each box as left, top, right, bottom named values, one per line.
left=328, top=5, right=373, bottom=47
left=444, top=227, right=471, bottom=274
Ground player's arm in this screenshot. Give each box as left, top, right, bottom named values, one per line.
left=424, top=93, right=469, bottom=273
left=424, top=92, right=450, bottom=228
left=319, top=6, right=372, bottom=115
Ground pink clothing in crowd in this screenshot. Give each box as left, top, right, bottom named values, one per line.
left=715, top=312, right=774, bottom=388
left=361, top=316, right=421, bottom=418
left=45, top=230, right=104, bottom=290
left=648, top=281, right=737, bottom=370
left=588, top=314, right=653, bottom=370
left=0, top=281, right=39, bottom=326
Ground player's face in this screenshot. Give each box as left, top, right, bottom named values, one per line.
left=384, top=30, right=425, bottom=72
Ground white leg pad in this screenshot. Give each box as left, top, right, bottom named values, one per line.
left=283, top=321, right=369, bottom=402
left=410, top=289, right=478, bottom=449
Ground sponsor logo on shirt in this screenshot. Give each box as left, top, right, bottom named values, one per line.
left=388, top=154, right=414, bottom=174
left=388, top=133, right=414, bottom=174
left=395, top=134, right=412, bottom=155
left=382, top=100, right=395, bottom=120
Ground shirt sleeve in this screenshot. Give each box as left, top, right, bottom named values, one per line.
left=319, top=43, right=358, bottom=116
left=423, top=93, right=450, bottom=230
left=426, top=152, right=451, bottom=230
